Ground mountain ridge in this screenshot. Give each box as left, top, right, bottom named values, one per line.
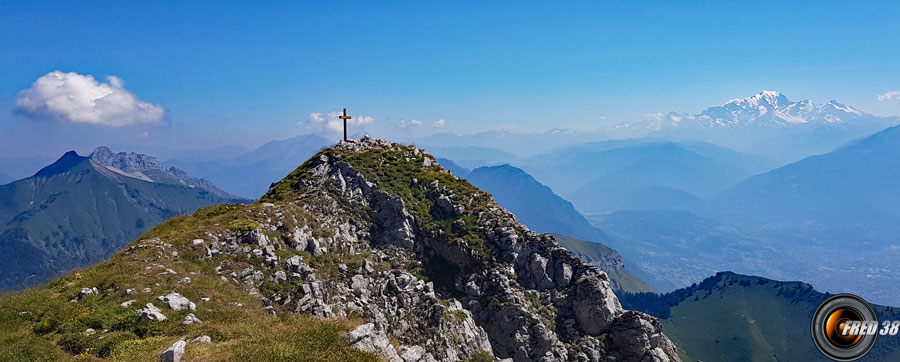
left=0, top=138, right=681, bottom=362
left=0, top=150, right=248, bottom=291
left=90, top=146, right=242, bottom=200
left=651, top=90, right=892, bottom=129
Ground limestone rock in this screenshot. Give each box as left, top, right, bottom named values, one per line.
left=78, top=287, right=99, bottom=299
left=138, top=303, right=167, bottom=321
left=160, top=339, right=185, bottom=362
left=344, top=323, right=401, bottom=361
left=181, top=313, right=202, bottom=326
left=192, top=335, right=212, bottom=344
left=159, top=293, right=196, bottom=311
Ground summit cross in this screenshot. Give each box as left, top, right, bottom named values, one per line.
left=339, top=108, right=352, bottom=142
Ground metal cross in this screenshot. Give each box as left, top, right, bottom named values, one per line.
left=339, top=108, right=352, bottom=141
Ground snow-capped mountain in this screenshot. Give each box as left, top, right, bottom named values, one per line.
left=605, top=91, right=900, bottom=162
left=647, top=90, right=887, bottom=129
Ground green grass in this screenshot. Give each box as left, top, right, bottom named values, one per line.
left=0, top=202, right=377, bottom=361
left=226, top=219, right=259, bottom=232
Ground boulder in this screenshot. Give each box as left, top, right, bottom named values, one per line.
left=78, top=287, right=99, bottom=299
left=192, top=335, right=212, bottom=344
left=181, top=313, right=202, bottom=326
left=344, top=323, right=401, bottom=361
left=159, top=293, right=196, bottom=311
left=138, top=303, right=167, bottom=321
left=160, top=339, right=186, bottom=362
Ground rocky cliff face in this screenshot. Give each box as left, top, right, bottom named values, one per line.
left=242, top=138, right=679, bottom=361
left=91, top=146, right=241, bottom=200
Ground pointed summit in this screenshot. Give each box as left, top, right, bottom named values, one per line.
left=724, top=90, right=791, bottom=109
left=33, top=150, right=89, bottom=178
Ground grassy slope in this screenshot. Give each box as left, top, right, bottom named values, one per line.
left=0, top=203, right=377, bottom=362
left=0, top=142, right=496, bottom=361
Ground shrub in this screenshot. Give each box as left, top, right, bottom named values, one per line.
left=228, top=219, right=259, bottom=232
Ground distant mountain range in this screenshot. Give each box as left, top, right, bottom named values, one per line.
left=620, top=272, right=900, bottom=362
left=718, top=123, right=900, bottom=241
left=628, top=91, right=899, bottom=162
left=0, top=148, right=247, bottom=290
left=655, top=90, right=882, bottom=129
left=168, top=134, right=333, bottom=199
left=582, top=123, right=900, bottom=304
left=516, top=140, right=773, bottom=214
left=91, top=146, right=237, bottom=199
left=424, top=146, right=520, bottom=169
left=417, top=91, right=898, bottom=164
left=434, top=158, right=470, bottom=178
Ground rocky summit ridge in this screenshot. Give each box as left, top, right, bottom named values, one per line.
left=0, top=137, right=678, bottom=362
left=90, top=146, right=242, bottom=200
left=261, top=137, right=679, bottom=361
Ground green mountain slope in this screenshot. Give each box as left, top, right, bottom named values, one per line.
left=0, top=151, right=247, bottom=291
left=620, top=272, right=900, bottom=362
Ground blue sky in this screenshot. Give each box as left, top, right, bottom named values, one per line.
left=2, top=1, right=900, bottom=157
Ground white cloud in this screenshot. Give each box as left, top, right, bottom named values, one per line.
left=434, top=119, right=445, bottom=128
left=643, top=112, right=665, bottom=122
left=356, top=115, right=375, bottom=125
left=878, top=90, right=900, bottom=102
left=397, top=119, right=424, bottom=129
left=301, top=110, right=374, bottom=136
left=15, top=71, right=164, bottom=126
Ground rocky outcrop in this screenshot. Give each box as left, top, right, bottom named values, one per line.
left=90, top=146, right=241, bottom=200
left=193, top=138, right=679, bottom=362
